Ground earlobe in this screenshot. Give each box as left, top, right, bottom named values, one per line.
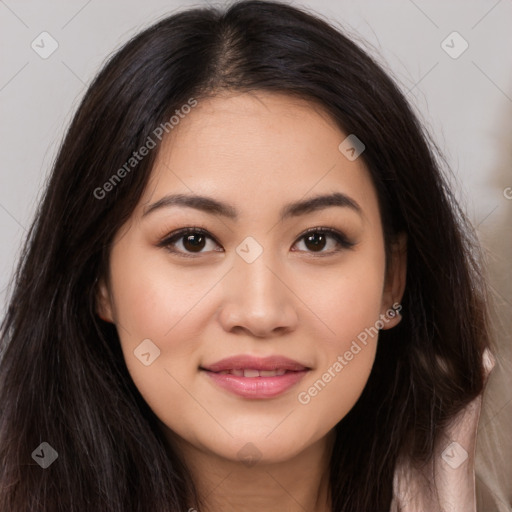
left=381, top=302, right=403, bottom=329
left=380, top=233, right=407, bottom=330
left=96, top=277, right=114, bottom=323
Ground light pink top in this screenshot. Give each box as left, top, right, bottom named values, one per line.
left=390, top=349, right=495, bottom=512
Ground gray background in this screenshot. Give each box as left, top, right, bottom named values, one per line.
left=1, top=0, right=511, bottom=509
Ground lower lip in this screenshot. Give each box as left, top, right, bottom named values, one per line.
left=202, top=370, right=309, bottom=399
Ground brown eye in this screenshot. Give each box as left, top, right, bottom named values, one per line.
left=158, top=228, right=221, bottom=257
left=182, top=233, right=206, bottom=252
left=303, top=232, right=327, bottom=252
left=292, top=228, right=355, bottom=255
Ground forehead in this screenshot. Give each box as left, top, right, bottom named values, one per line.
left=141, top=91, right=379, bottom=223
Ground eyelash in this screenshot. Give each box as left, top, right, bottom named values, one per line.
left=157, top=226, right=355, bottom=258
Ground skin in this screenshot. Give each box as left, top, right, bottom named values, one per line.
left=97, top=91, right=406, bottom=512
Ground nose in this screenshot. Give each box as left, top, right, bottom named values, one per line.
left=217, top=253, right=299, bottom=338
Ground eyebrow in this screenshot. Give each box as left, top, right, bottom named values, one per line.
left=142, top=191, right=362, bottom=220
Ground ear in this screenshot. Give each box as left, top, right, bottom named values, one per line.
left=380, top=232, right=407, bottom=330
left=96, top=276, right=115, bottom=323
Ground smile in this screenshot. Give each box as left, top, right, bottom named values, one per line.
left=202, top=369, right=309, bottom=398
left=216, top=368, right=288, bottom=377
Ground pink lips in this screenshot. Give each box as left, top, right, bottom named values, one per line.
left=201, top=355, right=310, bottom=399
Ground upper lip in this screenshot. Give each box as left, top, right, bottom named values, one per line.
left=201, top=355, right=309, bottom=373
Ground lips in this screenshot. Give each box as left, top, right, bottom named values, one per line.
left=200, top=355, right=310, bottom=399
left=217, top=368, right=288, bottom=377
left=201, top=355, right=309, bottom=374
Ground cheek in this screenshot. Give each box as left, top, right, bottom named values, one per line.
left=299, top=242, right=386, bottom=348
left=296, top=292, right=380, bottom=432
left=295, top=244, right=385, bottom=422
left=107, top=246, right=210, bottom=390
left=297, top=345, right=376, bottom=437
left=107, top=260, right=203, bottom=424
left=108, top=243, right=209, bottom=339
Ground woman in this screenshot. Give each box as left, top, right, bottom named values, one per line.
left=0, top=1, right=495, bottom=510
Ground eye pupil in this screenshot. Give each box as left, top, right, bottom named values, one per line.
left=305, top=233, right=326, bottom=251
left=183, top=234, right=205, bottom=252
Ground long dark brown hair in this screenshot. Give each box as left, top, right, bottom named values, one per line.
left=0, top=1, right=491, bottom=510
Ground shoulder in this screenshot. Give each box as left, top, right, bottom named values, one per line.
left=390, top=348, right=495, bottom=512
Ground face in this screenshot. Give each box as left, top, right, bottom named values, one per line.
left=97, top=91, right=405, bottom=465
